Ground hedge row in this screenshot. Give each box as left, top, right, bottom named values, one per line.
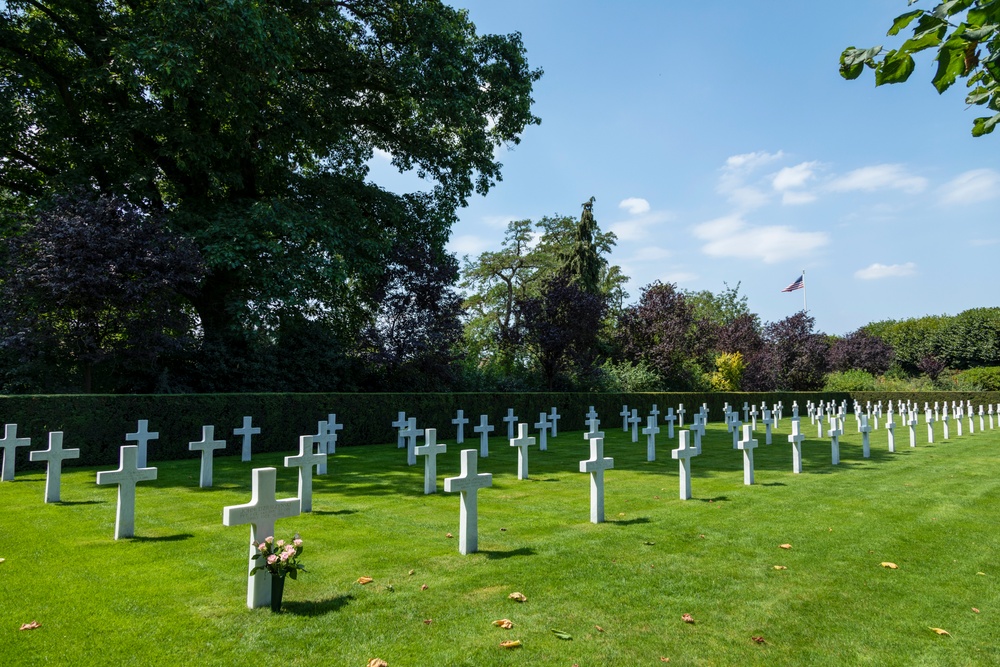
left=2, top=391, right=998, bottom=470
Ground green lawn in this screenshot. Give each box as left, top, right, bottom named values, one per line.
left=2, top=412, right=999, bottom=666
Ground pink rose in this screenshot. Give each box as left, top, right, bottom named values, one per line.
left=267, top=554, right=278, bottom=565
left=280, top=551, right=290, bottom=562
left=293, top=539, right=303, bottom=547
left=264, top=536, right=274, bottom=544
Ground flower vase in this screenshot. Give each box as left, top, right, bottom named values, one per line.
left=270, top=574, right=286, bottom=612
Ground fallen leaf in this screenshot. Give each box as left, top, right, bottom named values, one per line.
left=509, top=591, right=527, bottom=602
left=751, top=635, right=766, bottom=644
left=828, top=528, right=833, bottom=532
left=779, top=544, right=792, bottom=550
left=421, top=584, right=428, bottom=591
left=446, top=533, right=453, bottom=538
left=973, top=608, right=980, bottom=613
left=681, top=613, right=695, bottom=624
left=618, top=513, right=625, bottom=517
left=499, top=640, right=522, bottom=649
left=773, top=565, right=787, bottom=570
left=384, top=584, right=394, bottom=591
left=367, top=659, right=388, bottom=667
left=493, top=619, right=514, bottom=629
left=423, top=619, right=432, bottom=625
left=551, top=629, right=572, bottom=640
left=699, top=534, right=705, bottom=539
left=880, top=562, right=898, bottom=569
left=654, top=495, right=660, bottom=499
left=408, top=569, right=415, bottom=576
left=660, top=659, right=670, bottom=663
left=977, top=572, right=986, bottom=576
left=19, top=621, right=40, bottom=631
left=357, top=576, right=374, bottom=585
left=930, top=627, right=951, bottom=637
left=594, top=625, right=604, bottom=632
left=644, top=541, right=655, bottom=546
left=0, top=558, right=5, bottom=564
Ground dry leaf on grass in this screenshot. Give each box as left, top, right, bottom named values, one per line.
left=493, top=619, right=514, bottom=629
left=779, top=544, right=792, bottom=550
left=19, top=621, right=40, bottom=631
left=681, top=613, right=695, bottom=624
left=445, top=533, right=453, bottom=538
left=977, top=572, right=986, bottom=576
left=973, top=608, right=981, bottom=614
left=499, top=640, right=522, bottom=649
left=408, top=569, right=415, bottom=576
left=660, top=658, right=670, bottom=663
left=595, top=625, right=604, bottom=632
left=751, top=635, right=766, bottom=644
left=357, top=576, right=374, bottom=585
left=773, top=565, right=787, bottom=570
left=508, top=592, right=527, bottom=602
left=423, top=619, right=432, bottom=625
left=0, top=558, right=5, bottom=564
left=366, top=659, right=388, bottom=667
left=420, top=584, right=428, bottom=591
left=551, top=629, right=572, bottom=640
left=880, top=562, right=898, bottom=569
left=930, top=627, right=952, bottom=637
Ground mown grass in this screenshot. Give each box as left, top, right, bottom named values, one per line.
left=2, top=413, right=999, bottom=666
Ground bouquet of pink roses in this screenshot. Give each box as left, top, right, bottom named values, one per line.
left=250, top=534, right=306, bottom=579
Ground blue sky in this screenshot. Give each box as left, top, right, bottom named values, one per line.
left=369, top=1, right=999, bottom=335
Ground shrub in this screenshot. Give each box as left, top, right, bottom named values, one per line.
left=709, top=352, right=745, bottom=391
left=598, top=359, right=663, bottom=392
left=823, top=370, right=877, bottom=392
left=955, top=366, right=1000, bottom=391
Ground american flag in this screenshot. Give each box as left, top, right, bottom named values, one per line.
left=781, top=275, right=804, bottom=292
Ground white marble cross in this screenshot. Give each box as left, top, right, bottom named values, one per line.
left=96, top=445, right=158, bottom=540
left=503, top=408, right=518, bottom=439
left=742, top=402, right=750, bottom=422
left=671, top=430, right=700, bottom=499
left=401, top=418, right=421, bottom=466
left=284, top=435, right=325, bottom=512
left=736, top=424, right=757, bottom=485
left=816, top=416, right=824, bottom=439
left=584, top=416, right=604, bottom=442
left=788, top=419, right=805, bottom=474
left=968, top=407, right=976, bottom=434
left=312, top=420, right=335, bottom=475
left=628, top=408, right=641, bottom=443
left=548, top=407, right=561, bottom=437
left=585, top=405, right=598, bottom=423
left=473, top=414, right=494, bottom=458
left=691, top=414, right=706, bottom=451
left=579, top=436, right=614, bottom=523
left=222, top=467, right=301, bottom=608
left=677, top=403, right=686, bottom=428
left=452, top=410, right=469, bottom=444
left=232, top=416, right=259, bottom=463
left=979, top=405, right=985, bottom=432
left=126, top=419, right=159, bottom=468
left=859, top=414, right=872, bottom=459
left=443, top=449, right=492, bottom=555
left=730, top=416, right=743, bottom=449
left=649, top=404, right=660, bottom=421
left=510, top=423, right=535, bottom=480
left=620, top=405, right=630, bottom=431
left=956, top=407, right=964, bottom=437
left=942, top=407, right=950, bottom=440
left=761, top=409, right=774, bottom=445
left=909, top=411, right=918, bottom=446
left=415, top=428, right=447, bottom=494
left=989, top=405, right=995, bottom=431
left=886, top=412, right=896, bottom=452
left=534, top=412, right=551, bottom=451
left=750, top=404, right=759, bottom=431
left=189, top=425, right=227, bottom=488
left=926, top=410, right=935, bottom=444
left=392, top=411, right=408, bottom=448
left=642, top=415, right=660, bottom=462
left=29, top=431, right=79, bottom=503
left=1, top=424, right=31, bottom=481
left=664, top=408, right=677, bottom=438
left=829, top=417, right=843, bottom=465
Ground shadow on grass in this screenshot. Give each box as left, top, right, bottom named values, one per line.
left=129, top=533, right=194, bottom=543
left=312, top=509, right=358, bottom=516
left=57, top=499, right=104, bottom=505
left=281, top=594, right=354, bottom=617
left=610, top=517, right=651, bottom=526
left=696, top=496, right=729, bottom=503
left=480, top=547, right=536, bottom=560
left=761, top=482, right=787, bottom=487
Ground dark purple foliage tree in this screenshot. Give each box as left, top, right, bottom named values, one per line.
left=917, top=355, right=946, bottom=382
left=827, top=329, right=895, bottom=375
left=616, top=281, right=700, bottom=390
left=717, top=313, right=774, bottom=391
left=764, top=312, right=829, bottom=391
left=0, top=193, right=203, bottom=392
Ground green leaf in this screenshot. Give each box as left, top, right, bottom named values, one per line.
left=289, top=569, right=297, bottom=580
left=876, top=50, right=916, bottom=85
left=934, top=0, right=975, bottom=20
left=966, top=87, right=993, bottom=104
left=901, top=22, right=947, bottom=53
left=888, top=10, right=925, bottom=36
left=972, top=112, right=1000, bottom=136
left=843, top=45, right=884, bottom=66
left=961, top=25, right=998, bottom=41
left=933, top=39, right=967, bottom=92
left=550, top=629, right=573, bottom=640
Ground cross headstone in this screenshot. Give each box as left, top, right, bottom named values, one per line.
left=126, top=419, right=159, bottom=468
left=750, top=404, right=759, bottom=431
left=909, top=411, right=919, bottom=447
left=642, top=415, right=660, bottom=462
left=443, top=449, right=492, bottom=555
left=579, top=436, right=614, bottom=524
left=510, top=423, right=535, bottom=480
left=989, top=405, right=995, bottom=431
left=979, top=405, right=985, bottom=432
left=649, top=404, right=660, bottom=421
left=859, top=414, right=872, bottom=459
left=736, top=424, right=757, bottom=485
left=473, top=414, right=494, bottom=458
left=926, top=410, right=935, bottom=444
left=585, top=405, right=598, bottom=423
left=664, top=408, right=677, bottom=438
left=534, top=412, right=551, bottom=451
left=816, top=416, right=824, bottom=439
left=189, top=426, right=227, bottom=488
left=584, top=416, right=604, bottom=442
left=968, top=407, right=975, bottom=435
left=312, top=420, right=335, bottom=475
left=788, top=419, right=805, bottom=474
left=691, top=414, right=706, bottom=451
left=671, top=430, right=700, bottom=499
left=29, top=431, right=79, bottom=503
left=415, top=428, right=447, bottom=494
left=452, top=410, right=469, bottom=444
left=942, top=407, right=950, bottom=440
left=96, top=445, right=158, bottom=540
left=620, top=405, right=630, bottom=432
left=886, top=412, right=896, bottom=453
left=742, top=402, right=750, bottom=422
left=957, top=406, right=965, bottom=437
left=761, top=409, right=774, bottom=445
left=401, top=418, right=421, bottom=466
left=392, top=411, right=408, bottom=448
left=0, top=424, right=31, bottom=482
left=504, top=408, right=518, bottom=439
left=677, top=403, right=686, bottom=428
left=829, top=417, right=843, bottom=465
left=315, top=414, right=343, bottom=475
left=628, top=408, right=641, bottom=443
left=284, top=435, right=325, bottom=512
left=222, top=467, right=301, bottom=608
left=549, top=407, right=561, bottom=438
left=232, top=417, right=259, bottom=463
left=731, top=417, right=743, bottom=449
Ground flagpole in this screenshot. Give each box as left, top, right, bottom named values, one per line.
left=802, top=269, right=807, bottom=313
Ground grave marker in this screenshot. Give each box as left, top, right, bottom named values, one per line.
left=96, top=445, right=158, bottom=539
left=549, top=407, right=561, bottom=438
left=788, top=419, right=805, bottom=474
left=671, top=430, right=700, bottom=499
left=762, top=409, right=774, bottom=445
left=736, top=424, right=757, bottom=485
left=620, top=405, right=630, bottom=431
left=642, top=415, right=660, bottom=462
left=678, top=404, right=686, bottom=428
left=829, top=417, right=843, bottom=465
left=189, top=426, right=227, bottom=488
left=731, top=417, right=742, bottom=449
left=473, top=414, right=494, bottom=458
left=0, top=424, right=31, bottom=482
left=664, top=408, right=677, bottom=439
left=284, top=435, right=325, bottom=512
left=232, top=417, right=259, bottom=463
left=926, top=410, right=935, bottom=444
left=859, top=415, right=872, bottom=459
left=29, top=431, right=79, bottom=503
left=510, top=423, right=535, bottom=480
left=312, top=420, right=335, bottom=475
left=401, top=418, right=421, bottom=466
left=443, top=449, right=492, bottom=555
left=584, top=416, right=604, bottom=442
left=126, top=419, right=159, bottom=468
left=909, top=412, right=919, bottom=447
left=452, top=410, right=469, bottom=444
left=580, top=436, right=614, bottom=523
left=886, top=412, right=896, bottom=452
left=415, top=428, right=447, bottom=494
left=628, top=408, right=641, bottom=443
left=534, top=412, right=551, bottom=451
left=392, top=412, right=408, bottom=448
left=503, top=409, right=518, bottom=439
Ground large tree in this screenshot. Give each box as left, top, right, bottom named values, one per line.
left=840, top=1, right=1000, bottom=136
left=0, top=0, right=542, bottom=350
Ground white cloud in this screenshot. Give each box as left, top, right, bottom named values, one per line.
left=972, top=238, right=1000, bottom=247
left=619, top=197, right=651, bottom=215
left=693, top=214, right=829, bottom=264
left=660, top=271, right=698, bottom=284
left=827, top=164, right=927, bottom=194
left=447, top=234, right=494, bottom=257
left=725, top=150, right=785, bottom=171
left=772, top=161, right=818, bottom=191
left=608, top=210, right=675, bottom=241
left=372, top=147, right=393, bottom=161
left=854, top=262, right=917, bottom=280
left=631, top=246, right=672, bottom=261
left=782, top=191, right=817, bottom=205
left=718, top=150, right=786, bottom=210
left=939, top=169, right=1000, bottom=205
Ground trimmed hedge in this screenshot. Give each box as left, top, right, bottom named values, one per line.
left=2, top=391, right=998, bottom=471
